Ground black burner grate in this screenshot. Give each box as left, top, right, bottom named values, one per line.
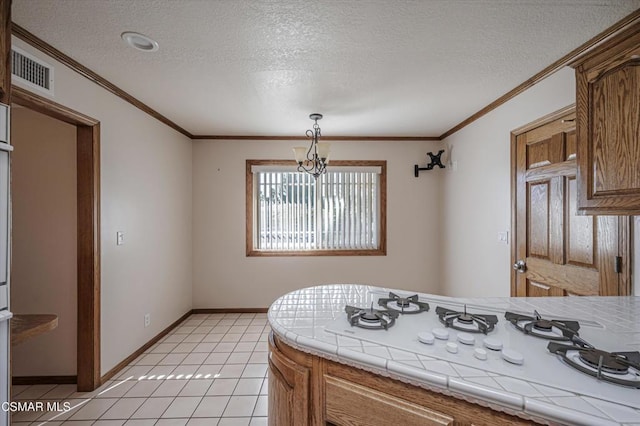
left=377, top=292, right=430, bottom=314
left=435, top=305, right=497, bottom=334
left=505, top=310, right=580, bottom=341
left=345, top=303, right=399, bottom=330
left=547, top=342, right=640, bottom=388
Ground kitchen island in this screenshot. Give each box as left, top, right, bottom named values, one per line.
left=267, top=284, right=640, bottom=426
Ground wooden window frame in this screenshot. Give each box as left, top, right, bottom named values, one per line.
left=246, top=159, right=387, bottom=257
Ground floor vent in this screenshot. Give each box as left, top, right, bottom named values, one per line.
left=11, top=46, right=54, bottom=95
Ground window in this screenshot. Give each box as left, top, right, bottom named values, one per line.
left=246, top=160, right=386, bottom=256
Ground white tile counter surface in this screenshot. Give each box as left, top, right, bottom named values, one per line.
left=267, top=284, right=640, bottom=426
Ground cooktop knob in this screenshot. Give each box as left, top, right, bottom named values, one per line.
left=446, top=342, right=458, bottom=354
left=432, top=328, right=450, bottom=340
left=417, top=332, right=435, bottom=345
left=457, top=332, right=475, bottom=345
left=474, top=348, right=488, bottom=360
left=501, top=348, right=524, bottom=365
left=483, top=337, right=503, bottom=351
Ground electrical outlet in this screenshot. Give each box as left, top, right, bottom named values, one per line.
left=117, top=231, right=124, bottom=245
left=144, top=313, right=150, bottom=327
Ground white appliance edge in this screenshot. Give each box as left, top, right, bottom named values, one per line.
left=0, top=114, right=12, bottom=426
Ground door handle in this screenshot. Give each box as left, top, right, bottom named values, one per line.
left=513, top=259, right=527, bottom=273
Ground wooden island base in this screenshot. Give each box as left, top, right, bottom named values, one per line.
left=268, top=331, right=535, bottom=426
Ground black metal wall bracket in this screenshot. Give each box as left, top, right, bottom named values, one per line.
left=414, top=149, right=446, bottom=177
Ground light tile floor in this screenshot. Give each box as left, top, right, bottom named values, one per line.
left=11, top=313, right=270, bottom=425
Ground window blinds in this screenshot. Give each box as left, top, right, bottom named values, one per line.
left=255, top=170, right=380, bottom=251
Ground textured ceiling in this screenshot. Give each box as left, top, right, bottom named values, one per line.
left=11, top=0, right=640, bottom=137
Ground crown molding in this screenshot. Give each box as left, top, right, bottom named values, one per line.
left=12, top=23, right=194, bottom=138
left=438, top=8, right=640, bottom=141
left=12, top=23, right=441, bottom=142
left=191, top=135, right=440, bottom=141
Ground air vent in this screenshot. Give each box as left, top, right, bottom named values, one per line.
left=11, top=46, right=54, bottom=95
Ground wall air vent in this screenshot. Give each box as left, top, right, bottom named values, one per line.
left=11, top=46, right=54, bottom=95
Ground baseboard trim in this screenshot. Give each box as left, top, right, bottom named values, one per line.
left=13, top=376, right=77, bottom=385
left=100, top=310, right=193, bottom=384
left=191, top=308, right=268, bottom=314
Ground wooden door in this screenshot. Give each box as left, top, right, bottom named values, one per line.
left=512, top=108, right=630, bottom=297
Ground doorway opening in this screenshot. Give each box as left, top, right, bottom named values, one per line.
left=11, top=86, right=101, bottom=391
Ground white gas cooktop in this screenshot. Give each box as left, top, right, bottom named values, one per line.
left=268, top=284, right=640, bottom=425
left=325, top=290, right=640, bottom=409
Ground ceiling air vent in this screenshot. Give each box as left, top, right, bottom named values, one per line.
left=11, top=46, right=54, bottom=95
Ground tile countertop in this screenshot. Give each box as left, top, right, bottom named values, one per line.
left=267, top=284, right=640, bottom=426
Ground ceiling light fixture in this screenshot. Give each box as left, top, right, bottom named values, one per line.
left=293, top=113, right=331, bottom=179
left=121, top=32, right=159, bottom=52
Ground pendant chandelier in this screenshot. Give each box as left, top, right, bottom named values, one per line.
left=293, top=113, right=331, bottom=179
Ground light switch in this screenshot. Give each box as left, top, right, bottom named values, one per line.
left=497, top=231, right=509, bottom=244
left=116, top=231, right=124, bottom=245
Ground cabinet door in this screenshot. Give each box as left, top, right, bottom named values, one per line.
left=324, top=376, right=454, bottom=426
left=575, top=24, right=640, bottom=215
left=268, top=332, right=310, bottom=426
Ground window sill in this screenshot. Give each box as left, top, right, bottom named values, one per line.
left=247, top=248, right=386, bottom=257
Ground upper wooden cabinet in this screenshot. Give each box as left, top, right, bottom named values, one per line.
left=573, top=22, right=640, bottom=215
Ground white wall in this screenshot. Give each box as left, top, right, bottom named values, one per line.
left=11, top=107, right=77, bottom=376
left=440, top=67, right=576, bottom=297
left=192, top=139, right=445, bottom=308
left=12, top=37, right=193, bottom=374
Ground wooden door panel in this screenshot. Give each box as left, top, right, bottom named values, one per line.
left=524, top=118, right=572, bottom=147
left=527, top=181, right=550, bottom=259
left=527, top=178, right=564, bottom=264
left=567, top=177, right=597, bottom=268
left=596, top=215, right=622, bottom=297
left=526, top=134, right=565, bottom=169
left=524, top=257, right=599, bottom=295
left=565, top=130, right=576, bottom=161
left=525, top=160, right=576, bottom=181
left=548, top=177, right=565, bottom=265
left=526, top=280, right=565, bottom=297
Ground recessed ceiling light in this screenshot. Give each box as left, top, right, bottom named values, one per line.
left=121, top=32, right=159, bottom=52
